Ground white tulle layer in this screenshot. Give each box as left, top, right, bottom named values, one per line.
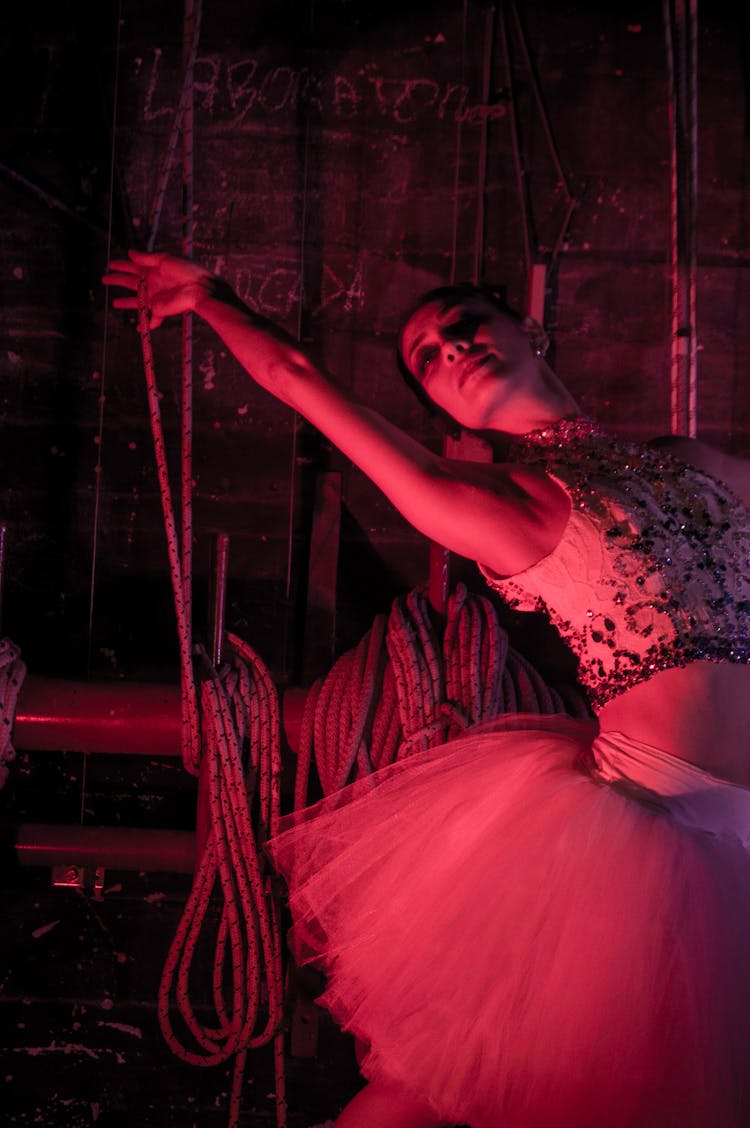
left=268, top=716, right=750, bottom=1127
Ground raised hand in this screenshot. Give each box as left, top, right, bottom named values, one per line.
left=103, top=249, right=215, bottom=329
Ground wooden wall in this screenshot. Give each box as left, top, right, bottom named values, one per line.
left=1, top=0, right=747, bottom=681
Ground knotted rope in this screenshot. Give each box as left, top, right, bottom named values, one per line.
left=295, top=582, right=588, bottom=805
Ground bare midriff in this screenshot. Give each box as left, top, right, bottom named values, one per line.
left=596, top=661, right=750, bottom=787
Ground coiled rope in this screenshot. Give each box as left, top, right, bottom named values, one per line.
left=135, top=290, right=286, bottom=1127
left=158, top=635, right=284, bottom=1126
left=295, top=583, right=588, bottom=806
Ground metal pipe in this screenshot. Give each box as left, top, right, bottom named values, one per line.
left=13, top=675, right=307, bottom=756
left=6, top=822, right=195, bottom=873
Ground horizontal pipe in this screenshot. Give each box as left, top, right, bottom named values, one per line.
left=5, top=823, right=196, bottom=873
left=14, top=676, right=308, bottom=757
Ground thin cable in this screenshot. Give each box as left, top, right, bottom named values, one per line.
left=450, top=0, right=469, bottom=284
left=88, top=0, right=124, bottom=673
left=473, top=2, right=496, bottom=284
left=146, top=10, right=203, bottom=252
left=285, top=0, right=316, bottom=605
left=510, top=1, right=577, bottom=264
left=499, top=0, right=533, bottom=289
left=510, top=1, right=570, bottom=192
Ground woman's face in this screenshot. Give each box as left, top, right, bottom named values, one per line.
left=399, top=294, right=537, bottom=431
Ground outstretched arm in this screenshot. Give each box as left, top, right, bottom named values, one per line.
left=104, top=251, right=570, bottom=577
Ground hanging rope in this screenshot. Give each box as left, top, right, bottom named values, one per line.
left=135, top=296, right=287, bottom=1127
left=295, top=583, right=589, bottom=806
left=0, top=638, right=26, bottom=790
left=664, top=0, right=699, bottom=437
left=136, top=285, right=202, bottom=773
left=130, top=5, right=287, bottom=1123
left=158, top=635, right=284, bottom=1125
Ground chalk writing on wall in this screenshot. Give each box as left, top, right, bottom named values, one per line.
left=140, top=50, right=507, bottom=130
left=222, top=257, right=366, bottom=318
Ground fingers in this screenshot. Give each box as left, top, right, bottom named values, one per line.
left=106, top=257, right=141, bottom=274
left=103, top=250, right=160, bottom=285
left=103, top=272, right=139, bottom=291
left=128, top=248, right=161, bottom=266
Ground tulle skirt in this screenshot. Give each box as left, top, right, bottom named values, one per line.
left=267, top=715, right=750, bottom=1127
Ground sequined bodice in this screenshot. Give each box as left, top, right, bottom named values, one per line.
left=480, top=418, right=750, bottom=709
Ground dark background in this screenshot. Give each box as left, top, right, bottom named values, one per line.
left=1, top=1, right=749, bottom=1123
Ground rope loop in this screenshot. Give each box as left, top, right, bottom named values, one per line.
left=158, top=636, right=284, bottom=1125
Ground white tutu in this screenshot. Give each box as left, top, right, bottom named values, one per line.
left=267, top=715, right=750, bottom=1127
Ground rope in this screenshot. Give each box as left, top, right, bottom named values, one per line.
left=0, top=638, right=26, bottom=789
left=296, top=583, right=588, bottom=804
left=157, top=636, right=285, bottom=1124
left=664, top=0, right=699, bottom=437
left=136, top=298, right=287, bottom=1126
left=136, top=285, right=202, bottom=774
left=132, top=5, right=287, bottom=1122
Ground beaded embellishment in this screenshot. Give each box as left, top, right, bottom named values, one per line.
left=481, top=417, right=750, bottom=709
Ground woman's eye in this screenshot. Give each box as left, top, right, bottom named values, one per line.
left=419, top=347, right=438, bottom=376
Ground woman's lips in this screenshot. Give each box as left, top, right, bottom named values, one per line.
left=457, top=354, right=494, bottom=388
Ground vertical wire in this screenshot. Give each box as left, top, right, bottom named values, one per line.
left=284, top=117, right=310, bottom=603
left=181, top=0, right=199, bottom=645
left=473, top=3, right=496, bottom=284
left=499, top=0, right=533, bottom=293
left=285, top=1, right=316, bottom=603
left=664, top=0, right=680, bottom=433
left=146, top=10, right=203, bottom=252
left=510, top=0, right=576, bottom=264
left=449, top=0, right=469, bottom=283
left=688, top=0, right=698, bottom=436
left=433, top=0, right=471, bottom=613
left=665, top=0, right=698, bottom=436
left=84, top=0, right=124, bottom=822
left=510, top=2, right=572, bottom=202
left=88, top=0, right=124, bottom=674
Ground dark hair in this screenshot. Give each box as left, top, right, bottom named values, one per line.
left=396, top=282, right=524, bottom=435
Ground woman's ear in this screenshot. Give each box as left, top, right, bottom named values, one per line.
left=521, top=315, right=550, bottom=358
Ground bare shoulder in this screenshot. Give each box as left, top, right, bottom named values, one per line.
left=440, top=457, right=572, bottom=577
left=648, top=434, right=750, bottom=507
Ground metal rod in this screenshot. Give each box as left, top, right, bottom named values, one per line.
left=6, top=823, right=196, bottom=873
left=13, top=676, right=307, bottom=756
left=209, top=533, right=230, bottom=668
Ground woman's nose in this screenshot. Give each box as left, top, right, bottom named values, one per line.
left=443, top=339, right=468, bottom=363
